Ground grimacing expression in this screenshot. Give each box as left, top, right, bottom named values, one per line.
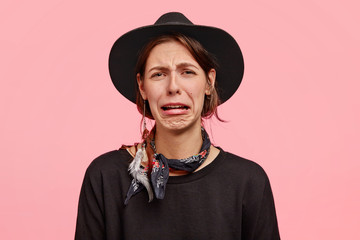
left=137, top=40, right=215, bottom=132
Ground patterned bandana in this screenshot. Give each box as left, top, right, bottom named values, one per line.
left=124, top=128, right=211, bottom=205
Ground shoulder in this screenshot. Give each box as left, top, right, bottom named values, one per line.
left=85, top=148, right=132, bottom=175
left=220, top=149, right=270, bottom=183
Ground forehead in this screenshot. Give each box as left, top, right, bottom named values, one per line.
left=145, top=40, right=199, bottom=68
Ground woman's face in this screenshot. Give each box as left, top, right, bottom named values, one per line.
left=137, top=40, right=215, bottom=132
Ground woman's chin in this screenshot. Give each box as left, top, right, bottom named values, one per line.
left=156, top=117, right=199, bottom=133
left=161, top=119, right=187, bottom=131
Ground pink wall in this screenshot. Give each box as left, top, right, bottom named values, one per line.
left=1, top=0, right=359, bottom=239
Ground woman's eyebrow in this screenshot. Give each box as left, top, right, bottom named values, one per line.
left=176, top=62, right=199, bottom=70
left=148, top=62, right=199, bottom=72
left=147, top=66, right=168, bottom=72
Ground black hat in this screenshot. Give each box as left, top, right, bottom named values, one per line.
left=109, top=12, right=244, bottom=104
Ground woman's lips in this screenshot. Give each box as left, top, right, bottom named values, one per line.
left=161, top=104, right=190, bottom=115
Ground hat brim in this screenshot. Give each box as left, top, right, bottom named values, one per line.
left=109, top=23, right=244, bottom=104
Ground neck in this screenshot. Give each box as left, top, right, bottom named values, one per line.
left=154, top=124, right=204, bottom=159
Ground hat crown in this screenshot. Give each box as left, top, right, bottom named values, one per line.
left=154, top=12, right=193, bottom=25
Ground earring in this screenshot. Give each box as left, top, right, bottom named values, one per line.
left=142, top=100, right=149, bottom=140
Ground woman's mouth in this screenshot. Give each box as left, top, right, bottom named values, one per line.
left=161, top=105, right=189, bottom=110
left=161, top=104, right=190, bottom=115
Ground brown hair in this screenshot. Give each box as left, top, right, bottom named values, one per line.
left=135, top=33, right=223, bottom=121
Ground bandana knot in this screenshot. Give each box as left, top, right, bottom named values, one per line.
left=124, top=128, right=211, bottom=205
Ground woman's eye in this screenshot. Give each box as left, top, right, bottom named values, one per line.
left=151, top=72, right=163, bottom=78
left=184, top=70, right=195, bottom=75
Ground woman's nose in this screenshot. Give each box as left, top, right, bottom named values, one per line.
left=167, top=72, right=181, bottom=95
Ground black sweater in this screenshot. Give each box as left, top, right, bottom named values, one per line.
left=75, top=148, right=280, bottom=240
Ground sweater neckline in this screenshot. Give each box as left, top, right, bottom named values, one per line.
left=167, top=147, right=225, bottom=184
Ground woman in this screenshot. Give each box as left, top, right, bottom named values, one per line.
left=75, top=12, right=280, bottom=240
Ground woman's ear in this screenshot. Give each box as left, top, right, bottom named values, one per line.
left=137, top=73, right=147, bottom=100
left=205, top=69, right=216, bottom=95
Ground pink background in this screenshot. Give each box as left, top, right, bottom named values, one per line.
left=1, top=0, right=359, bottom=239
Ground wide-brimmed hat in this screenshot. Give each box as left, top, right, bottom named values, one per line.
left=109, top=12, right=244, bottom=105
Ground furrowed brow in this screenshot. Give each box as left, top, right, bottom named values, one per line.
left=176, top=62, right=199, bottom=70
left=148, top=66, right=168, bottom=72
left=147, top=62, right=199, bottom=72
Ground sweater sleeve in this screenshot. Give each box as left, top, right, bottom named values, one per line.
left=241, top=166, right=280, bottom=240
left=75, top=166, right=106, bottom=240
